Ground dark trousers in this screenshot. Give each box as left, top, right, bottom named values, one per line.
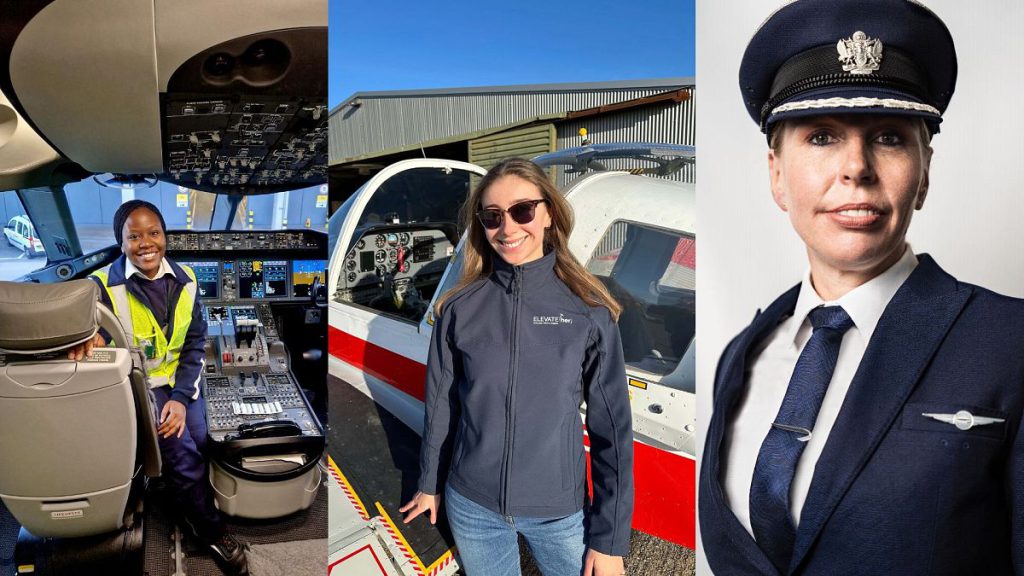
left=152, top=386, right=224, bottom=542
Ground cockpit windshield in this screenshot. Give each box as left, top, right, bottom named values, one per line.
left=349, top=167, right=472, bottom=249
left=0, top=180, right=327, bottom=281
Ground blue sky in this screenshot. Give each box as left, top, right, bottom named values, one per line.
left=329, top=0, right=695, bottom=108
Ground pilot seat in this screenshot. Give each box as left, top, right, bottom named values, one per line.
left=0, top=280, right=162, bottom=575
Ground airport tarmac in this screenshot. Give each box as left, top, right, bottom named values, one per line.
left=519, top=525, right=696, bottom=576
left=0, top=244, right=40, bottom=279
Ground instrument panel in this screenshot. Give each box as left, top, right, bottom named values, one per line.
left=168, top=230, right=326, bottom=303
left=202, top=304, right=321, bottom=441
left=339, top=228, right=452, bottom=290
left=333, top=225, right=456, bottom=320
left=179, top=259, right=326, bottom=302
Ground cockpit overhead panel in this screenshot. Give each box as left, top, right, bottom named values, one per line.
left=163, top=96, right=327, bottom=194
left=161, top=29, right=327, bottom=195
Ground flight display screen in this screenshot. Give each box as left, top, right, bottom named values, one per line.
left=292, top=259, right=327, bottom=297
left=179, top=261, right=219, bottom=299
left=359, top=251, right=375, bottom=272
left=237, top=259, right=288, bottom=299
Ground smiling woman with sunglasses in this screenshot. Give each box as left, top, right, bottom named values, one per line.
left=399, top=158, right=634, bottom=576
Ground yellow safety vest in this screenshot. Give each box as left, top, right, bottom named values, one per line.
left=91, top=264, right=198, bottom=389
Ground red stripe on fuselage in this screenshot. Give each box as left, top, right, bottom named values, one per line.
left=330, top=326, right=695, bottom=550
left=329, top=325, right=427, bottom=401
left=582, top=431, right=695, bottom=548
left=633, top=441, right=695, bottom=548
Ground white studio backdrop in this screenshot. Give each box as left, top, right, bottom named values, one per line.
left=695, top=1, right=1024, bottom=573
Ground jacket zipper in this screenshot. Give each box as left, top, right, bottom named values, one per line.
left=501, top=267, right=523, bottom=515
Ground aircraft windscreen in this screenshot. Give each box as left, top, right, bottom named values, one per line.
left=0, top=190, right=47, bottom=281
left=327, top=194, right=354, bottom=257
left=355, top=167, right=471, bottom=232
left=61, top=178, right=329, bottom=255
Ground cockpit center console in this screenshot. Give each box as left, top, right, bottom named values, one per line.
left=167, top=230, right=326, bottom=519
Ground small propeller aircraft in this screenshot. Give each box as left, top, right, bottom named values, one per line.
left=327, top=144, right=695, bottom=575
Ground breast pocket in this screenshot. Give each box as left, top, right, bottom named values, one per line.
left=899, top=402, right=1009, bottom=442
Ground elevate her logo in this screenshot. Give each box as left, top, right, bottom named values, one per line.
left=533, top=314, right=572, bottom=326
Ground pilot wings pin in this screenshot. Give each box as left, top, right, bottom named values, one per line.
left=921, top=409, right=1005, bottom=431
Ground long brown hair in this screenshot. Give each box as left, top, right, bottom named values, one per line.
left=435, top=158, right=621, bottom=320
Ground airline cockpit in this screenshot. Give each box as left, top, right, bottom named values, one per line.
left=1, top=189, right=330, bottom=576
left=164, top=230, right=328, bottom=525
left=0, top=1, right=328, bottom=574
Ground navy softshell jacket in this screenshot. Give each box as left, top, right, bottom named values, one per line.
left=418, top=251, right=635, bottom=556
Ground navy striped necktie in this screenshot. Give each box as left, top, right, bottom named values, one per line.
left=749, top=305, right=854, bottom=573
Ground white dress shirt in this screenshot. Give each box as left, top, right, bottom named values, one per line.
left=124, top=256, right=174, bottom=280
left=722, top=246, right=918, bottom=537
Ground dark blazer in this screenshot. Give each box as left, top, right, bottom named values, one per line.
left=699, top=255, right=1024, bottom=575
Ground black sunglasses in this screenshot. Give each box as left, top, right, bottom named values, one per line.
left=475, top=199, right=547, bottom=230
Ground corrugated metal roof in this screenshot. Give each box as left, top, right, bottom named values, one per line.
left=330, top=78, right=692, bottom=114
left=330, top=78, right=694, bottom=164
left=555, top=91, right=697, bottom=186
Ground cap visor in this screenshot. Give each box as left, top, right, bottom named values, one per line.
left=766, top=86, right=941, bottom=129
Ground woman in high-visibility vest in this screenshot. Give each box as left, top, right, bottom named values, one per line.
left=70, top=200, right=248, bottom=575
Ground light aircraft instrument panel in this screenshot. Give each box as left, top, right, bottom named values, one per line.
left=339, top=228, right=453, bottom=298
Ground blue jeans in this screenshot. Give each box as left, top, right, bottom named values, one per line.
left=445, top=484, right=586, bottom=576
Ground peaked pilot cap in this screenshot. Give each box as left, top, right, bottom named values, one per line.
left=740, top=0, right=957, bottom=135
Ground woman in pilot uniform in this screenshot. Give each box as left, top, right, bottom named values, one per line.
left=398, top=158, right=634, bottom=576
left=70, top=200, right=249, bottom=575
left=698, top=1, right=1024, bottom=575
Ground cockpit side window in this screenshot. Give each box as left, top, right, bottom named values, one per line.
left=0, top=191, right=48, bottom=280
left=586, top=220, right=695, bottom=391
